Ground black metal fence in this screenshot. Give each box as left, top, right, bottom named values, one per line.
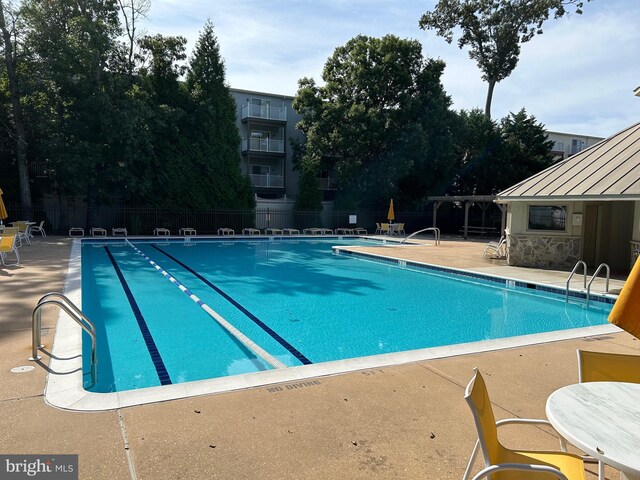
left=4, top=202, right=501, bottom=236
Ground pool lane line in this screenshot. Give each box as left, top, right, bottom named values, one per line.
left=150, top=244, right=313, bottom=366
left=124, top=240, right=287, bottom=370
left=104, top=246, right=172, bottom=386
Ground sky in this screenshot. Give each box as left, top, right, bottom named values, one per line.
left=142, top=0, right=640, bottom=137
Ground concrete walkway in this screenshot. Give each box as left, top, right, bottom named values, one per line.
left=0, top=236, right=636, bottom=479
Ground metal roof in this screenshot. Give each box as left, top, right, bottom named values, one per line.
left=497, top=122, right=640, bottom=201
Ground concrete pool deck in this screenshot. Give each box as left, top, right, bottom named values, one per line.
left=0, top=235, right=637, bottom=479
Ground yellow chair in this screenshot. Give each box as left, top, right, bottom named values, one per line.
left=0, top=235, right=20, bottom=266
left=577, top=349, right=640, bottom=384
left=464, top=368, right=585, bottom=480
left=380, top=223, right=390, bottom=235
left=1, top=227, right=21, bottom=247
left=577, top=349, right=640, bottom=480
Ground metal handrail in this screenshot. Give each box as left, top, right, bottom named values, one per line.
left=400, top=227, right=440, bottom=246
left=30, top=292, right=97, bottom=384
left=565, top=261, right=587, bottom=302
left=586, top=263, right=610, bottom=305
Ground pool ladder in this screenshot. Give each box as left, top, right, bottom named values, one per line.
left=30, top=292, right=98, bottom=385
left=565, top=261, right=610, bottom=305
left=400, top=227, right=440, bottom=246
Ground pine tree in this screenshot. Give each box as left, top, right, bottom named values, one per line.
left=186, top=20, right=253, bottom=209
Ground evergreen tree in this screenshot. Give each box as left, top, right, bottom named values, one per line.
left=186, top=20, right=253, bottom=209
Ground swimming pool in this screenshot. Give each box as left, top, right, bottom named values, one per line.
left=76, top=237, right=614, bottom=396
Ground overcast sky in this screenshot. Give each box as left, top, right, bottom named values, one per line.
left=142, top=0, right=639, bottom=137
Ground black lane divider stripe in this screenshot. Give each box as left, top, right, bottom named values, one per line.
left=104, top=246, right=172, bottom=385
left=150, top=244, right=313, bottom=365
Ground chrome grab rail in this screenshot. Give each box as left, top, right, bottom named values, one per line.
left=565, top=261, right=587, bottom=302
left=400, top=227, right=440, bottom=246
left=586, top=263, right=610, bottom=305
left=30, top=292, right=97, bottom=384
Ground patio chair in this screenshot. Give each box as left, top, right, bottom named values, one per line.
left=0, top=235, right=20, bottom=266
left=2, top=227, right=22, bottom=246
left=375, top=223, right=382, bottom=235
left=463, top=368, right=585, bottom=480
left=380, top=223, right=390, bottom=235
left=482, top=237, right=506, bottom=259
left=12, top=221, right=31, bottom=245
left=30, top=221, right=46, bottom=237
left=577, top=349, right=640, bottom=480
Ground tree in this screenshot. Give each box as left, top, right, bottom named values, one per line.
left=419, top=0, right=589, bottom=118
left=116, top=0, right=149, bottom=76
left=185, top=20, right=253, bottom=209
left=0, top=0, right=31, bottom=213
left=293, top=34, right=455, bottom=209
left=450, top=108, right=553, bottom=195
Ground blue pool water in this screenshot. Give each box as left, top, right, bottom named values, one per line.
left=81, top=238, right=612, bottom=392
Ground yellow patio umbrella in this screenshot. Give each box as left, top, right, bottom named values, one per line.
left=387, top=199, right=395, bottom=223
left=608, top=257, right=640, bottom=339
left=0, top=188, right=8, bottom=224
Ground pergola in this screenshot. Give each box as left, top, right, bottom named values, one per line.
left=427, top=195, right=505, bottom=239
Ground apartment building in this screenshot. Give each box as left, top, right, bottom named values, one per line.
left=546, top=130, right=605, bottom=161
left=228, top=89, right=298, bottom=199
left=230, top=88, right=606, bottom=199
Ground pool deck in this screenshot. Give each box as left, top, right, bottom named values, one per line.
left=1, top=235, right=637, bottom=479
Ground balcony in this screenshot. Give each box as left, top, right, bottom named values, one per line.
left=242, top=138, right=285, bottom=154
left=241, top=104, right=287, bottom=122
left=250, top=173, right=284, bottom=188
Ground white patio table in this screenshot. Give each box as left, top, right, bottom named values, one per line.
left=546, top=382, right=640, bottom=480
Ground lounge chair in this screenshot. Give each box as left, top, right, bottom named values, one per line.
left=0, top=235, right=20, bottom=266
left=354, top=227, right=368, bottom=235
left=335, top=228, right=354, bottom=234
left=464, top=368, right=585, bottom=480
left=179, top=227, right=197, bottom=236
left=319, top=228, right=333, bottom=234
left=217, top=228, right=235, bottom=236
left=154, top=228, right=170, bottom=236
left=577, top=349, right=640, bottom=480
left=282, top=228, right=300, bottom=235
left=482, top=237, right=506, bottom=259
left=303, top=228, right=321, bottom=235
left=69, top=227, right=84, bottom=237
left=91, top=227, right=107, bottom=237
left=242, top=228, right=260, bottom=235
left=112, top=227, right=127, bottom=236
left=264, top=228, right=283, bottom=235
left=30, top=221, right=46, bottom=237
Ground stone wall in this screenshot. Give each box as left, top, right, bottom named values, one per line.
left=507, top=234, right=581, bottom=269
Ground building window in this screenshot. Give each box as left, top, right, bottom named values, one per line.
left=528, top=205, right=567, bottom=231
